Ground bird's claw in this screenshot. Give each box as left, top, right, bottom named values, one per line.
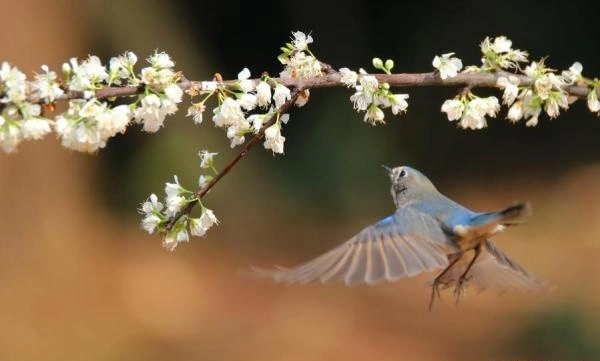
left=453, top=275, right=471, bottom=304
left=429, top=279, right=451, bottom=311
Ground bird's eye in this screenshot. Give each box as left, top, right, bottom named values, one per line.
left=399, top=170, right=407, bottom=177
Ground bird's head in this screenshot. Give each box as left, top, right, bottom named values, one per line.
left=382, top=165, right=437, bottom=207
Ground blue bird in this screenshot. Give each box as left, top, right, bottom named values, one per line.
left=255, top=166, right=545, bottom=308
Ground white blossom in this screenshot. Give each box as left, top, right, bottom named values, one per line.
left=165, top=175, right=184, bottom=197
left=213, top=97, right=245, bottom=128
left=239, top=93, right=257, bottom=111
left=359, top=73, right=379, bottom=93
left=176, top=229, right=189, bottom=243
left=491, top=36, right=512, bottom=53
left=32, top=65, right=64, bottom=102
left=226, top=124, right=248, bottom=148
left=189, top=208, right=219, bottom=237
left=187, top=103, right=206, bottom=124
left=364, top=106, right=385, bottom=125
left=21, top=118, right=52, bottom=140
left=522, top=91, right=543, bottom=126
left=66, top=56, right=109, bottom=92
left=0, top=115, right=22, bottom=153
left=460, top=108, right=486, bottom=130
left=135, top=94, right=167, bottom=132
left=54, top=99, right=126, bottom=152
left=245, top=114, right=261, bottom=133
left=544, top=93, right=568, bottom=118
left=148, top=51, right=175, bottom=69
left=280, top=52, right=322, bottom=79
left=162, top=234, right=178, bottom=251
left=534, top=76, right=553, bottom=100
left=349, top=86, right=373, bottom=111
left=142, top=193, right=163, bottom=213
left=545, top=97, right=560, bottom=118
left=200, top=208, right=218, bottom=228
left=339, top=68, right=358, bottom=87
left=507, top=49, right=528, bottom=63
left=587, top=89, right=600, bottom=112
left=562, top=62, right=583, bottom=84
left=164, top=84, right=183, bottom=104
left=481, top=97, right=500, bottom=116
left=390, top=94, right=409, bottom=114
left=273, top=84, right=291, bottom=108
left=291, top=31, right=313, bottom=51
left=455, top=97, right=499, bottom=130
left=142, top=214, right=161, bottom=234
left=198, top=175, right=211, bottom=189
left=199, top=150, right=217, bottom=169
left=0, top=62, right=27, bottom=103
left=97, top=104, right=132, bottom=136
left=481, top=37, right=528, bottom=69
left=507, top=101, right=524, bottom=123
left=432, top=53, right=463, bottom=80
left=140, top=193, right=164, bottom=234
left=441, top=99, right=465, bottom=121
left=140, top=67, right=177, bottom=88
left=165, top=176, right=187, bottom=214
left=523, top=62, right=540, bottom=78
left=109, top=52, right=137, bottom=84
left=525, top=110, right=541, bottom=127
left=189, top=217, right=207, bottom=237
left=256, top=81, right=272, bottom=108
left=497, top=76, right=520, bottom=105
left=237, top=68, right=254, bottom=93
left=264, top=123, right=285, bottom=153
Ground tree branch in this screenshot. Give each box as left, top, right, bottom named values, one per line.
left=165, top=89, right=301, bottom=230
left=27, top=70, right=596, bottom=104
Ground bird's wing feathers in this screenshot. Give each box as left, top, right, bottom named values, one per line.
left=255, top=207, right=457, bottom=285
left=436, top=240, right=545, bottom=292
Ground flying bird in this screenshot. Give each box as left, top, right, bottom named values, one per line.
left=254, top=166, right=545, bottom=308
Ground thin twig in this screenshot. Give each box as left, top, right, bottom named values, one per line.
left=165, top=89, right=301, bottom=230
left=26, top=71, right=596, bottom=104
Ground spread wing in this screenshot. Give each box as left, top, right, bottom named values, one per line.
left=436, top=240, right=546, bottom=292
left=254, top=207, right=458, bottom=285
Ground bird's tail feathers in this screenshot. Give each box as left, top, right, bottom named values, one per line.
left=471, top=202, right=531, bottom=228
left=499, top=202, right=532, bottom=224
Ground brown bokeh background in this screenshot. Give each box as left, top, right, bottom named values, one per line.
left=1, top=1, right=600, bottom=360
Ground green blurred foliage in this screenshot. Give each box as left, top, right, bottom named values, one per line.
left=503, top=306, right=600, bottom=360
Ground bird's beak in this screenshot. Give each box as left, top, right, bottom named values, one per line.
left=381, top=165, right=392, bottom=175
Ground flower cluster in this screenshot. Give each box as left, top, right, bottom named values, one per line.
left=54, top=100, right=131, bottom=152
left=340, top=58, right=409, bottom=125
left=0, top=51, right=183, bottom=153
left=133, top=52, right=183, bottom=132
left=476, top=36, right=529, bottom=71
left=438, top=36, right=600, bottom=128
left=278, top=31, right=322, bottom=79
left=494, top=60, right=570, bottom=126
left=0, top=63, right=55, bottom=152
left=140, top=167, right=219, bottom=251
left=441, top=93, right=500, bottom=130
left=186, top=68, right=293, bottom=153
left=186, top=31, right=320, bottom=154
left=560, top=62, right=600, bottom=116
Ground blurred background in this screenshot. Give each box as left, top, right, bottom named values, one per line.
left=1, top=0, right=600, bottom=360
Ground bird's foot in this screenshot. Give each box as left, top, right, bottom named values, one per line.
left=429, top=279, right=451, bottom=311
left=453, top=275, right=471, bottom=304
